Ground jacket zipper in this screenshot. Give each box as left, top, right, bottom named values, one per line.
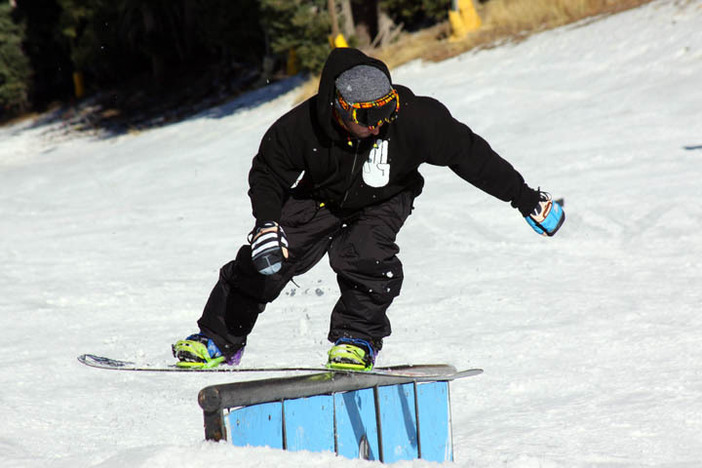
left=340, top=139, right=361, bottom=209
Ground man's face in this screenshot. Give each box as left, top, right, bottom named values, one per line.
left=343, top=119, right=383, bottom=139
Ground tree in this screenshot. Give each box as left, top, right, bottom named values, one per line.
left=379, top=0, right=449, bottom=32
left=0, top=2, right=31, bottom=117
left=56, top=0, right=265, bottom=89
left=259, top=0, right=331, bottom=74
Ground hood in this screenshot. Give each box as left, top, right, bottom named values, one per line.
left=316, top=48, right=393, bottom=141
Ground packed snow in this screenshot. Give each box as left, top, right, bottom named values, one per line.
left=2, top=0, right=701, bottom=466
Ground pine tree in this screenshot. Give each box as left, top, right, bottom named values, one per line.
left=0, top=2, right=31, bottom=118
left=259, top=0, right=332, bottom=74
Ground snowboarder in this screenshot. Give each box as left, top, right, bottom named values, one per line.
left=173, top=48, right=564, bottom=370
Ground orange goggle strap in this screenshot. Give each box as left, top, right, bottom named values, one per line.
left=335, top=88, right=400, bottom=128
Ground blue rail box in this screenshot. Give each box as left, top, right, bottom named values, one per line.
left=199, top=365, right=479, bottom=463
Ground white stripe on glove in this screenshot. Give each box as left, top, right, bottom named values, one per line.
left=250, top=222, right=289, bottom=275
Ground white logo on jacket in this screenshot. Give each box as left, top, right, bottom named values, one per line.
left=363, top=139, right=390, bottom=188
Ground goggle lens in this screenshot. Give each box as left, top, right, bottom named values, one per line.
left=336, top=88, right=400, bottom=128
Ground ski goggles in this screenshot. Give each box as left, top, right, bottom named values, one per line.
left=335, top=88, right=400, bottom=129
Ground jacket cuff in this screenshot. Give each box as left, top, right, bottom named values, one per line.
left=511, top=184, right=541, bottom=217
left=252, top=203, right=282, bottom=226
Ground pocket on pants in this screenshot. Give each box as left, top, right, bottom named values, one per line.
left=278, top=197, right=320, bottom=228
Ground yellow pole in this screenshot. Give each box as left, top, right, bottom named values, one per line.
left=327, top=0, right=348, bottom=48
left=286, top=48, right=299, bottom=75
left=449, top=0, right=482, bottom=41
left=460, top=0, right=482, bottom=31
left=72, top=71, right=85, bottom=99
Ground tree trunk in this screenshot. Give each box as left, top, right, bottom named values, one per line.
left=350, top=0, right=379, bottom=47
left=340, top=0, right=355, bottom=38
left=328, top=0, right=340, bottom=37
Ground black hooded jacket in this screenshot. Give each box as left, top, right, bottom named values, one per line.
left=248, top=48, right=539, bottom=223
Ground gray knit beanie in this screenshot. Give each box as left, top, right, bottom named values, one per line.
left=335, top=65, right=392, bottom=103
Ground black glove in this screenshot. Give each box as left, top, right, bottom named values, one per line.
left=250, top=222, right=289, bottom=275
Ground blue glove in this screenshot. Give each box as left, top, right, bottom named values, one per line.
left=525, top=193, right=565, bottom=237
left=250, top=222, right=289, bottom=275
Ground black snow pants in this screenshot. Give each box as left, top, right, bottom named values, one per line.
left=196, top=190, right=414, bottom=357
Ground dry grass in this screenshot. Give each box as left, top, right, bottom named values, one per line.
left=422, top=0, right=657, bottom=62
left=296, top=0, right=655, bottom=101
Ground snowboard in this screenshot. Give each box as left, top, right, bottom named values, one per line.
left=77, top=354, right=482, bottom=380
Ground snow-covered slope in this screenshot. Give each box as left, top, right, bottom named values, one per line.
left=1, top=1, right=701, bottom=466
